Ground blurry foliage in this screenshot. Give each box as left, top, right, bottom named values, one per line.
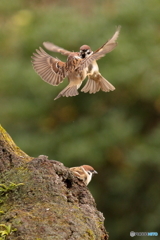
left=0, top=0, right=160, bottom=239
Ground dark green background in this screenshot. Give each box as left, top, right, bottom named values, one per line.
left=1, top=0, right=160, bottom=239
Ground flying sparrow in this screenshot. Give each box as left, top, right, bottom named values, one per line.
left=43, top=26, right=121, bottom=94
left=32, top=49, right=88, bottom=100
left=54, top=52, right=88, bottom=100
left=32, top=26, right=120, bottom=100
left=70, top=165, right=98, bottom=186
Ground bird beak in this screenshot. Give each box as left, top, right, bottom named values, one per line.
left=93, top=170, right=98, bottom=175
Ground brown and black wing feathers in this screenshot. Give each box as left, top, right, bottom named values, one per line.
left=78, top=26, right=121, bottom=71
left=32, top=47, right=66, bottom=86
left=43, top=42, right=72, bottom=56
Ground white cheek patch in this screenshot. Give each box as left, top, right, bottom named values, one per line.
left=86, top=50, right=93, bottom=56
left=86, top=173, right=92, bottom=185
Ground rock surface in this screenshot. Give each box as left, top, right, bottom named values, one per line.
left=0, top=125, right=108, bottom=240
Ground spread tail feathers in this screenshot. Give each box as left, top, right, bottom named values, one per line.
left=81, top=73, right=115, bottom=94
left=54, top=85, right=79, bottom=100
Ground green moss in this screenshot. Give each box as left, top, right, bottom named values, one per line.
left=0, top=125, right=32, bottom=162
left=83, top=229, right=95, bottom=240
left=0, top=224, right=17, bottom=239
left=0, top=182, right=24, bottom=197
left=97, top=220, right=103, bottom=227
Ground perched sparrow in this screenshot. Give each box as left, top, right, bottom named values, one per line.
left=32, top=49, right=87, bottom=100
left=70, top=165, right=98, bottom=186
left=43, top=26, right=121, bottom=94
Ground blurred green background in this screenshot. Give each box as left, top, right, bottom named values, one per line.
left=1, top=0, right=160, bottom=239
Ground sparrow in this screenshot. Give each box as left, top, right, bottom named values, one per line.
left=43, top=26, right=121, bottom=94
left=70, top=165, right=98, bottom=186
left=32, top=49, right=88, bottom=100
left=32, top=26, right=120, bottom=100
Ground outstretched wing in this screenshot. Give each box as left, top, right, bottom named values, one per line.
left=43, top=42, right=72, bottom=56
left=31, top=47, right=66, bottom=86
left=78, top=26, right=121, bottom=70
